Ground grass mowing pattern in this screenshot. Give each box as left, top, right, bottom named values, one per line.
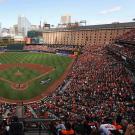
left=0, top=52, right=73, bottom=100
left=0, top=67, right=40, bottom=83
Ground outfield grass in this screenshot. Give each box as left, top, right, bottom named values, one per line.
left=0, top=52, right=73, bottom=100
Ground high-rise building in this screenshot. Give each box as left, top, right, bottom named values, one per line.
left=60, top=15, right=71, bottom=24
left=18, top=16, right=31, bottom=37
left=13, top=24, right=19, bottom=35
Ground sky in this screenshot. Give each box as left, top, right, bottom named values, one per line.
left=0, top=0, right=135, bottom=28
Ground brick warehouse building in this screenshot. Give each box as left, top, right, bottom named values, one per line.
left=40, top=22, right=135, bottom=47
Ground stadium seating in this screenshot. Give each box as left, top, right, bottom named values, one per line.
left=116, top=29, right=135, bottom=43
left=0, top=30, right=135, bottom=135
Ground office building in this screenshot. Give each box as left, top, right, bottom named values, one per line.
left=18, top=15, right=31, bottom=37
left=60, top=15, right=71, bottom=24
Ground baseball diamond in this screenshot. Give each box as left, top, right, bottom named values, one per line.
left=0, top=52, right=73, bottom=102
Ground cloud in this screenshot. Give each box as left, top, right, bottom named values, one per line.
left=100, top=6, right=122, bottom=15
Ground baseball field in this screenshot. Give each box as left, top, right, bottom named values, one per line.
left=0, top=52, right=73, bottom=102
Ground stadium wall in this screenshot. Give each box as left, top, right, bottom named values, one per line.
left=42, top=22, right=135, bottom=47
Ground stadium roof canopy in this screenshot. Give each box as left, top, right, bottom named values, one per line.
left=34, top=22, right=135, bottom=32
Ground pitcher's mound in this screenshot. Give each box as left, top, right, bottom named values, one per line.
left=15, top=70, right=23, bottom=77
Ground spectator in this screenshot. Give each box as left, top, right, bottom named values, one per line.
left=60, top=122, right=75, bottom=135
left=9, top=116, right=24, bottom=135
left=56, top=120, right=66, bottom=135
left=125, top=124, right=135, bottom=135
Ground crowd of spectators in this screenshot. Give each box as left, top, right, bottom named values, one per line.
left=0, top=30, right=135, bottom=134
left=107, top=43, right=135, bottom=60
left=116, top=29, right=135, bottom=42
left=23, top=45, right=55, bottom=52
left=23, top=45, right=77, bottom=54
left=0, top=116, right=24, bottom=135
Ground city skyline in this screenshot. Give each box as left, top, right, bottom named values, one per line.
left=0, top=0, right=135, bottom=28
